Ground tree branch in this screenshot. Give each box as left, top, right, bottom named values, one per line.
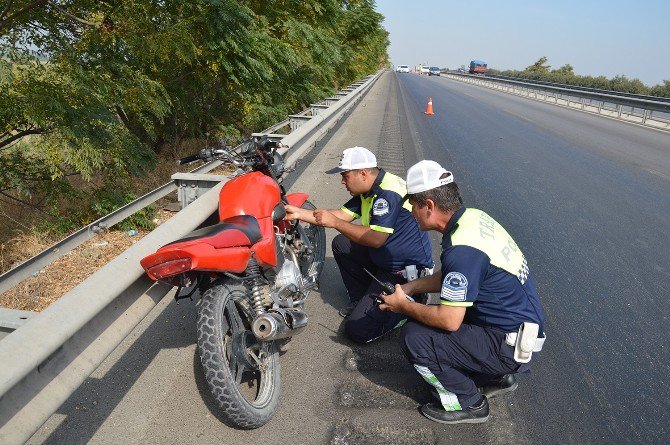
left=51, top=3, right=97, bottom=27
left=1, top=0, right=14, bottom=22
left=0, top=190, right=48, bottom=213
left=0, top=0, right=49, bottom=32
left=0, top=127, right=45, bottom=150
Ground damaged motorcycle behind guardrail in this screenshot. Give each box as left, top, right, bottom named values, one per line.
left=140, top=136, right=326, bottom=429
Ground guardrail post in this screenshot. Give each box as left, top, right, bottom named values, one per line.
left=289, top=115, right=313, bottom=131
left=0, top=309, right=36, bottom=341
left=172, top=173, right=228, bottom=210
left=310, top=104, right=330, bottom=116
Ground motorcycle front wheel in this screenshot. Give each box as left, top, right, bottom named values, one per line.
left=197, top=280, right=280, bottom=429
left=295, top=200, right=326, bottom=280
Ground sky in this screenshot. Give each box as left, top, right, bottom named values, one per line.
left=375, top=0, right=670, bottom=86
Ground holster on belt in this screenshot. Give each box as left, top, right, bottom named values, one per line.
left=506, top=322, right=546, bottom=363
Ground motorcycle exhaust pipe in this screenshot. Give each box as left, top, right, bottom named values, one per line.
left=252, top=309, right=308, bottom=341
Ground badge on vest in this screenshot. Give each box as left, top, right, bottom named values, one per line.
left=373, top=198, right=390, bottom=216
left=441, top=272, right=468, bottom=301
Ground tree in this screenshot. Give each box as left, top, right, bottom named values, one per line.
left=1, top=0, right=389, bottom=233
left=650, top=80, right=670, bottom=98
left=526, top=56, right=551, bottom=73
left=553, top=64, right=574, bottom=75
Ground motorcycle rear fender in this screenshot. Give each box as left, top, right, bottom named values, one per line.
left=141, top=244, right=252, bottom=279
left=140, top=217, right=278, bottom=281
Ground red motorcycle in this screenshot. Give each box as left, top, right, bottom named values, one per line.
left=140, top=137, right=325, bottom=429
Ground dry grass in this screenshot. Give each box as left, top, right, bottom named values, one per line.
left=0, top=231, right=54, bottom=275
left=0, top=209, right=174, bottom=312
left=0, top=138, right=240, bottom=312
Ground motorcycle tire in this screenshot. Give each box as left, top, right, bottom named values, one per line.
left=197, top=281, right=280, bottom=429
left=296, top=200, right=326, bottom=279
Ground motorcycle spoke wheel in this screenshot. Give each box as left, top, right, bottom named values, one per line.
left=197, top=281, right=280, bottom=429
left=295, top=200, right=326, bottom=279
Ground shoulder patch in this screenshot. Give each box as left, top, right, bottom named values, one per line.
left=441, top=272, right=468, bottom=302
left=373, top=198, right=390, bottom=216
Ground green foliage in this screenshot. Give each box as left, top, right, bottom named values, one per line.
left=489, top=57, right=668, bottom=97
left=1, top=0, right=389, bottom=236
left=650, top=80, right=670, bottom=98
left=553, top=64, right=574, bottom=75
left=35, top=185, right=157, bottom=237
left=526, top=56, right=550, bottom=73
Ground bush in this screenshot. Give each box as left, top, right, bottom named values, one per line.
left=489, top=58, right=668, bottom=97
left=35, top=185, right=157, bottom=238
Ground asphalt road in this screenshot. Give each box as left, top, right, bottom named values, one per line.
left=29, top=71, right=670, bottom=444
left=397, top=72, right=670, bottom=443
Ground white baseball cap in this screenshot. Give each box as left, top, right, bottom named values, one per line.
left=325, top=146, right=377, bottom=174
left=406, top=160, right=454, bottom=194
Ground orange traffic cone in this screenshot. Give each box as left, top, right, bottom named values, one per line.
left=424, top=97, right=434, bottom=115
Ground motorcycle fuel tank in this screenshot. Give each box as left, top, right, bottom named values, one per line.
left=218, top=171, right=282, bottom=221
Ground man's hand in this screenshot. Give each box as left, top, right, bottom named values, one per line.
left=314, top=209, right=340, bottom=228
left=378, top=284, right=411, bottom=314
left=284, top=204, right=308, bottom=221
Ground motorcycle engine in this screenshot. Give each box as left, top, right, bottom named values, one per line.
left=273, top=259, right=303, bottom=294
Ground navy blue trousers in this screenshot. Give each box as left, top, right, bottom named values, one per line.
left=332, top=234, right=406, bottom=343
left=400, top=321, right=530, bottom=409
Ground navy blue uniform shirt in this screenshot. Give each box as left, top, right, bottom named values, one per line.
left=440, top=207, right=545, bottom=333
left=341, top=169, right=433, bottom=272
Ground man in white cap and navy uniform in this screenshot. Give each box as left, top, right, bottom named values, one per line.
left=378, top=160, right=546, bottom=424
left=284, top=147, right=434, bottom=343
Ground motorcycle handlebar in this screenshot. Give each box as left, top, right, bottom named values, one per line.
left=177, top=154, right=202, bottom=165
left=176, top=138, right=282, bottom=166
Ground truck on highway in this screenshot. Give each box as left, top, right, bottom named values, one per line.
left=469, top=60, right=487, bottom=75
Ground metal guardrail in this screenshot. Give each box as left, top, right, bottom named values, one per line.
left=0, top=161, right=218, bottom=297
left=484, top=73, right=670, bottom=104
left=0, top=69, right=384, bottom=444
left=444, top=72, right=670, bottom=132
left=0, top=77, right=370, bottom=298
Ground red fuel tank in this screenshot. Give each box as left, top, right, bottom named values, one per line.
left=218, top=171, right=281, bottom=221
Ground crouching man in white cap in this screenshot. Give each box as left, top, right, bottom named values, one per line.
left=284, top=147, right=434, bottom=343
left=378, top=160, right=546, bottom=424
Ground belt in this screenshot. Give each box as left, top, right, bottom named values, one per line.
left=505, top=332, right=546, bottom=352
left=397, top=266, right=434, bottom=279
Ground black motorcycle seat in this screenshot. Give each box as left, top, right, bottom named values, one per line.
left=163, top=215, right=262, bottom=248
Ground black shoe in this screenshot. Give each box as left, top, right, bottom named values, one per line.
left=420, top=396, right=489, bottom=424
left=479, top=374, right=518, bottom=398
left=338, top=302, right=356, bottom=318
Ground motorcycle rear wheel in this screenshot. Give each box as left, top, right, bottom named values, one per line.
left=197, top=281, right=280, bottom=429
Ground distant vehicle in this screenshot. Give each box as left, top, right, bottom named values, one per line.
left=421, top=66, right=430, bottom=75
left=428, top=66, right=441, bottom=76
left=396, top=65, right=410, bottom=73
left=469, top=60, right=487, bottom=75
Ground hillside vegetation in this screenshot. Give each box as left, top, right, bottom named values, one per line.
left=0, top=0, right=389, bottom=246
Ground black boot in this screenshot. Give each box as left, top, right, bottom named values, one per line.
left=420, top=396, right=489, bottom=424
left=479, top=374, right=518, bottom=398
left=338, top=302, right=356, bottom=318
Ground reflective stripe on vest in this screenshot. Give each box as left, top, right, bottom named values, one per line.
left=450, top=208, right=529, bottom=284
